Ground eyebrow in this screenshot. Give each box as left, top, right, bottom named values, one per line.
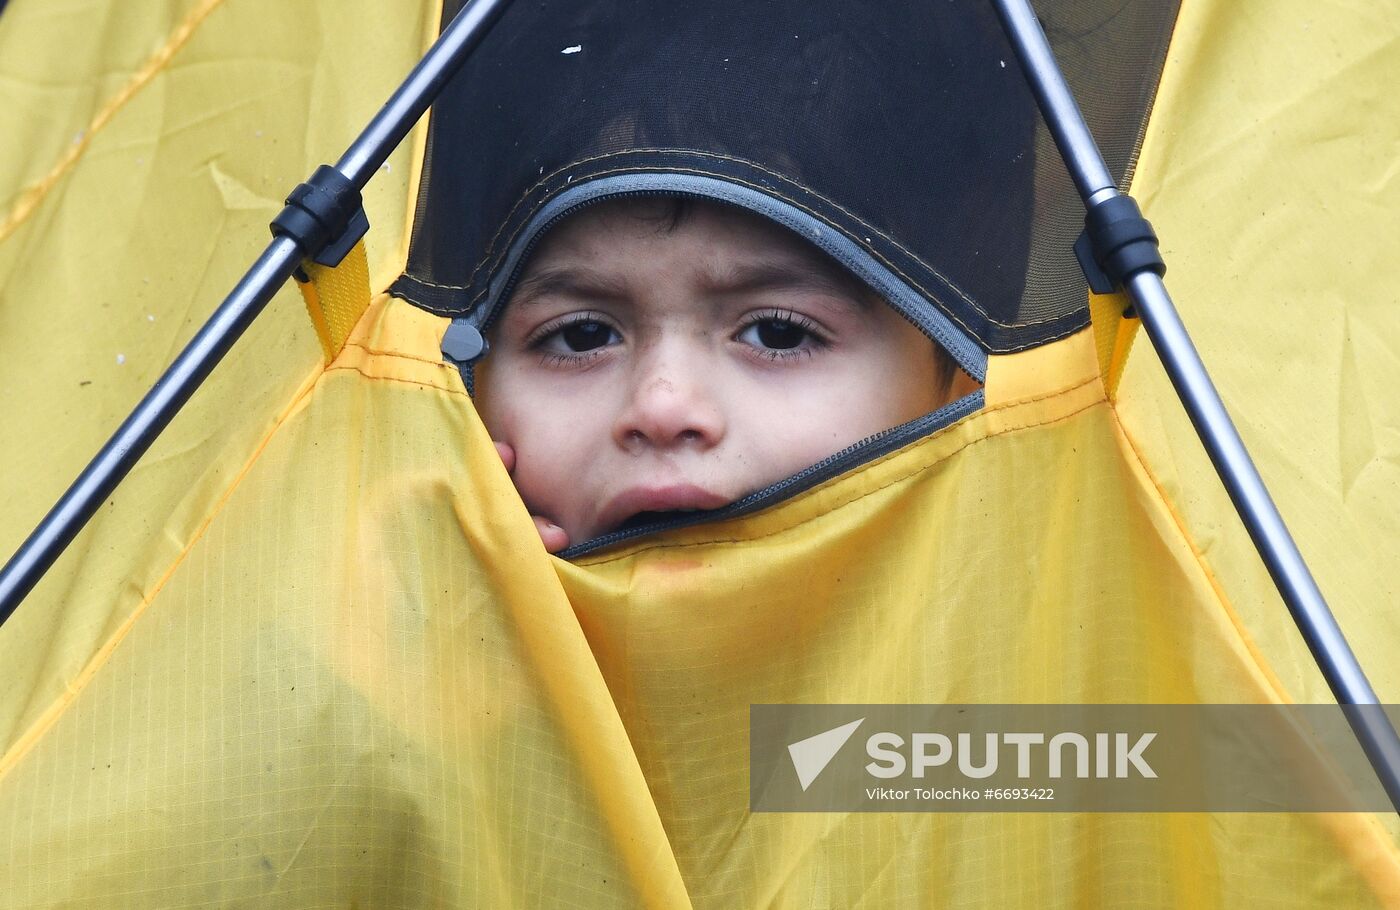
left=510, top=266, right=632, bottom=308
left=705, top=260, right=873, bottom=310
left=508, top=258, right=875, bottom=312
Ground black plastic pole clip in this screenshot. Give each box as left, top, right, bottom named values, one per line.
left=1073, top=194, right=1165, bottom=296
left=270, top=164, right=370, bottom=268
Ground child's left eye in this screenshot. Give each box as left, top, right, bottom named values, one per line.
left=745, top=319, right=806, bottom=349
left=736, top=312, right=827, bottom=358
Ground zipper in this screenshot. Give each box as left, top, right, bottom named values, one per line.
left=558, top=389, right=983, bottom=558
left=476, top=189, right=708, bottom=341
left=474, top=186, right=971, bottom=359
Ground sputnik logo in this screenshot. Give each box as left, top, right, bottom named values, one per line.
left=787, top=718, right=865, bottom=791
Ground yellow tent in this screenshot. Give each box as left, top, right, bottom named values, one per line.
left=2, top=0, right=1399, bottom=906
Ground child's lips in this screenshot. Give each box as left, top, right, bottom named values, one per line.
left=596, top=484, right=733, bottom=534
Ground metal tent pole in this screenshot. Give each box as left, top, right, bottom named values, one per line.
left=989, top=0, right=1400, bottom=813
left=0, top=0, right=513, bottom=625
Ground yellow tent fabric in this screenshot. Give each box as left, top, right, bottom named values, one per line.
left=2, top=1, right=1399, bottom=908
left=0, top=0, right=434, bottom=759
left=1117, top=0, right=1400, bottom=710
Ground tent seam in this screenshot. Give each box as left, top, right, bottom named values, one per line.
left=0, top=355, right=328, bottom=786
left=453, top=162, right=1029, bottom=342
left=0, top=0, right=228, bottom=247
left=340, top=339, right=455, bottom=370
left=324, top=362, right=462, bottom=394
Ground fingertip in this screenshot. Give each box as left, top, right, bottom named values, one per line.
left=543, top=525, right=570, bottom=554
left=532, top=516, right=569, bottom=554
left=493, top=440, right=516, bottom=471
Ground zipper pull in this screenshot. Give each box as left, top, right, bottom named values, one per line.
left=441, top=316, right=488, bottom=366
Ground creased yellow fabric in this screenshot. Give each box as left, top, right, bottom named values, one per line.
left=0, top=0, right=436, bottom=758
left=3, top=0, right=1400, bottom=907
left=4, top=297, right=1398, bottom=906
left=1118, top=0, right=1400, bottom=713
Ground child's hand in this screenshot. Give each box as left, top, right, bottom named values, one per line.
left=493, top=441, right=570, bottom=554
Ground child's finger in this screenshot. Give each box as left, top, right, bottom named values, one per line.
left=493, top=440, right=516, bottom=473
left=531, top=516, right=570, bottom=554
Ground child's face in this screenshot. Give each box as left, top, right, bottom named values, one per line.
left=475, top=199, right=956, bottom=544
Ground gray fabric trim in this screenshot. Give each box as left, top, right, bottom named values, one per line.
left=475, top=173, right=988, bottom=381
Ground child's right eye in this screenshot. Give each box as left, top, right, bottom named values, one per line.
left=558, top=320, right=616, bottom=352
left=533, top=316, right=621, bottom=357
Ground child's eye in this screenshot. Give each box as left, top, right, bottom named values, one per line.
left=555, top=320, right=617, bottom=352
left=531, top=315, right=621, bottom=359
left=748, top=320, right=806, bottom=349
left=736, top=311, right=828, bottom=359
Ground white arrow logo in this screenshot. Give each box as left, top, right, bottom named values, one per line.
left=787, top=718, right=865, bottom=791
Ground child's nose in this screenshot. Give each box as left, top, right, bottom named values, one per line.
left=613, top=357, right=725, bottom=452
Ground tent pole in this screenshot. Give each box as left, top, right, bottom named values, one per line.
left=991, top=0, right=1400, bottom=814
left=0, top=0, right=512, bottom=625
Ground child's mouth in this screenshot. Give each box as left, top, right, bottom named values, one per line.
left=617, top=509, right=705, bottom=531
left=598, top=485, right=733, bottom=536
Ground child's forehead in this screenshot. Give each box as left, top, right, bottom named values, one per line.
left=517, top=198, right=876, bottom=305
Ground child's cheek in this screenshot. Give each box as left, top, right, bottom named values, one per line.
left=512, top=423, right=586, bottom=527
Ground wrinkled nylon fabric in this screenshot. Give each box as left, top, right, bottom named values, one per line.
left=5, top=296, right=1399, bottom=907
left=1116, top=2, right=1400, bottom=713
left=0, top=0, right=435, bottom=756
left=3, top=0, right=1400, bottom=908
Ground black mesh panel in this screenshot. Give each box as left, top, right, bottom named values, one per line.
left=392, top=0, right=1179, bottom=354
